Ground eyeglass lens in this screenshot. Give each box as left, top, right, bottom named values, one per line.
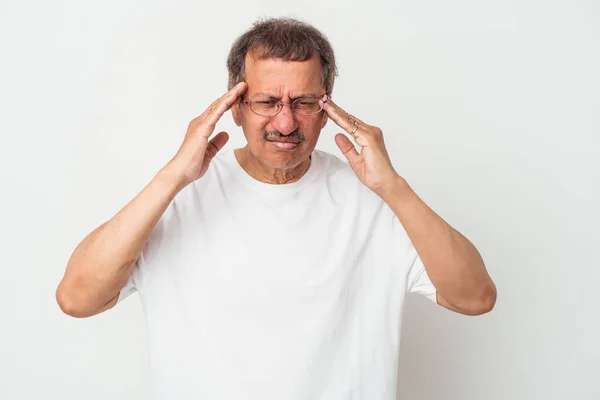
left=250, top=97, right=322, bottom=116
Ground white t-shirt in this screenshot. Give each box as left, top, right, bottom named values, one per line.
left=118, top=148, right=438, bottom=400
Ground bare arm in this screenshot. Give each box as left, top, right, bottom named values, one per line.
left=56, top=82, right=249, bottom=318
left=56, top=168, right=183, bottom=318
left=384, top=177, right=497, bottom=316
left=320, top=97, right=497, bottom=316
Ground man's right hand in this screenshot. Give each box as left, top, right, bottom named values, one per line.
left=166, top=81, right=248, bottom=190
left=57, top=82, right=249, bottom=318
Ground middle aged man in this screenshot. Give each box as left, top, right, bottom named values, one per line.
left=57, top=17, right=496, bottom=399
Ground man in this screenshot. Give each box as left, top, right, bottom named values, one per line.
left=57, top=17, right=496, bottom=399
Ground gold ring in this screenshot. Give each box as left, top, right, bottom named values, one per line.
left=351, top=120, right=360, bottom=135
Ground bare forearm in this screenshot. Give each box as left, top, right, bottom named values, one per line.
left=382, top=177, right=496, bottom=315
left=56, top=167, right=184, bottom=317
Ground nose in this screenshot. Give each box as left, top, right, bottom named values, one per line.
left=270, top=103, right=298, bottom=136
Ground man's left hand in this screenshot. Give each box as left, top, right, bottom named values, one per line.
left=321, top=97, right=403, bottom=197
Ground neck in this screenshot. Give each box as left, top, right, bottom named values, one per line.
left=234, top=147, right=311, bottom=184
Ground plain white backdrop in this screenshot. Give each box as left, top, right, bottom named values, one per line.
left=1, top=0, right=598, bottom=399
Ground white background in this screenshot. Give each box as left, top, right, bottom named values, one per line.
left=1, top=0, right=598, bottom=399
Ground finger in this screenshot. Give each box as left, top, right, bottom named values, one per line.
left=188, top=82, right=246, bottom=129
left=203, top=82, right=248, bottom=131
left=320, top=98, right=367, bottom=135
left=208, top=81, right=247, bottom=117
left=334, top=133, right=362, bottom=166
left=204, top=131, right=230, bottom=160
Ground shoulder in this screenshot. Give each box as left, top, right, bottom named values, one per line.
left=313, top=149, right=359, bottom=183
left=312, top=149, right=386, bottom=208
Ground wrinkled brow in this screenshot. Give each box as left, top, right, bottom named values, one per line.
left=252, top=92, right=322, bottom=100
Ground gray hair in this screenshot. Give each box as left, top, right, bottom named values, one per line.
left=226, top=17, right=338, bottom=96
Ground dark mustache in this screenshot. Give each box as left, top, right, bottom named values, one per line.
left=263, top=130, right=305, bottom=142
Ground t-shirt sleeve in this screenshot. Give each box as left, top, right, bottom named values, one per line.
left=407, top=250, right=438, bottom=303
left=114, top=195, right=180, bottom=305
left=387, top=203, right=438, bottom=304
left=116, top=262, right=138, bottom=304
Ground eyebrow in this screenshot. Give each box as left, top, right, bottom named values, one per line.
left=252, top=92, right=322, bottom=101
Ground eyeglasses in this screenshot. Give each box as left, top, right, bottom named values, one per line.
left=242, top=94, right=328, bottom=116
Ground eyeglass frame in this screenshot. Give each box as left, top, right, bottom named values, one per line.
left=241, top=93, right=329, bottom=117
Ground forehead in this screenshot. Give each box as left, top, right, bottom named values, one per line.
left=244, top=51, right=324, bottom=97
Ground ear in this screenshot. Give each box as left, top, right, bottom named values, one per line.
left=320, top=110, right=328, bottom=129
left=231, top=99, right=242, bottom=127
